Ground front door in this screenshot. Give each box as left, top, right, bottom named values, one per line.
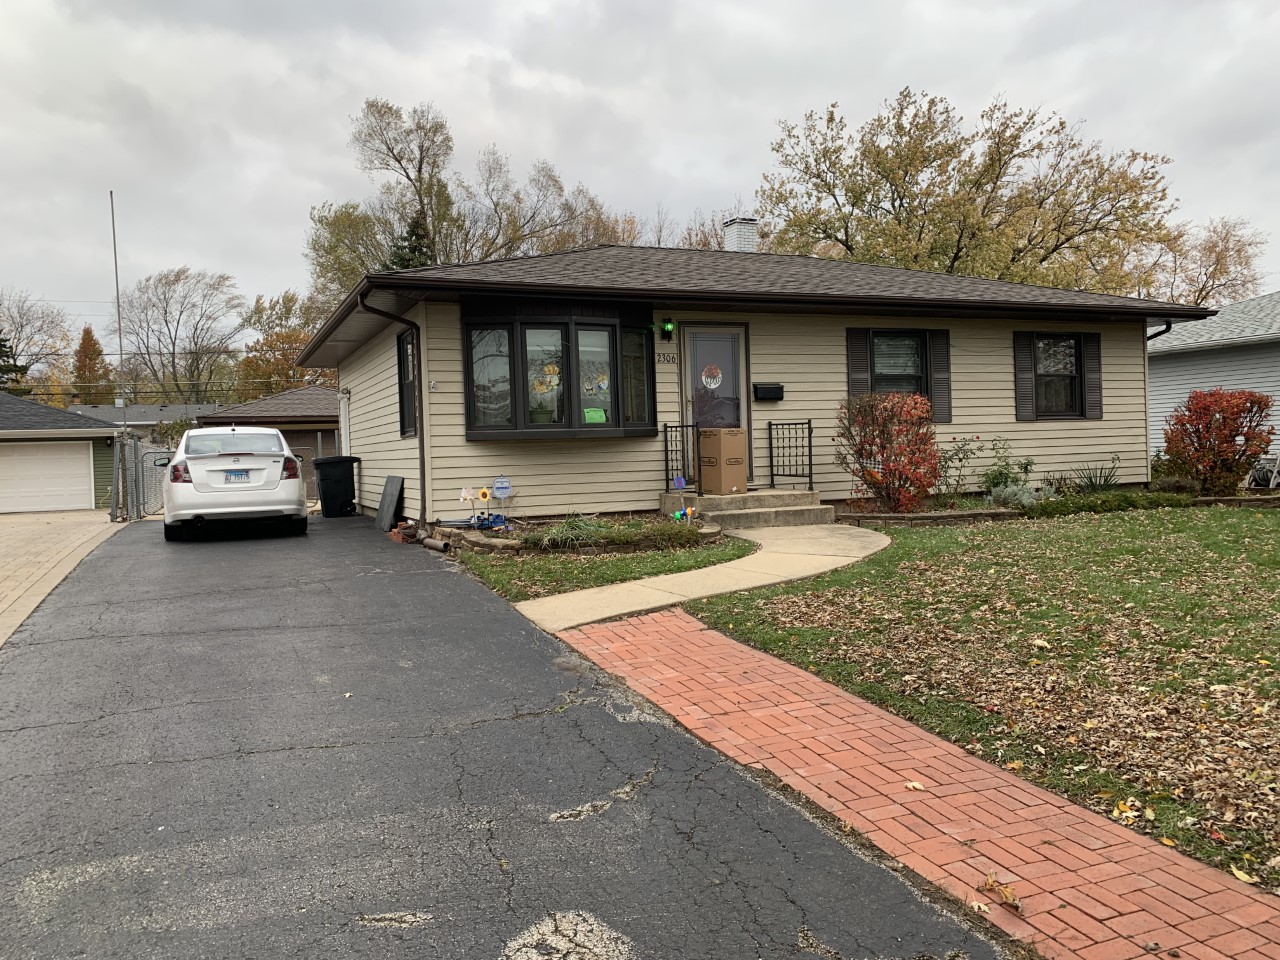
left=684, top=326, right=747, bottom=428
left=683, top=325, right=750, bottom=476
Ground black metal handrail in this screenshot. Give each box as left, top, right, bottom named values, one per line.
left=767, top=419, right=814, bottom=491
left=662, top=424, right=702, bottom=493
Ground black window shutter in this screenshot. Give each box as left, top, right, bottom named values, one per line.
left=927, top=330, right=952, bottom=423
left=1013, top=331, right=1036, bottom=422
left=1082, top=332, right=1103, bottom=420
left=846, top=328, right=871, bottom=396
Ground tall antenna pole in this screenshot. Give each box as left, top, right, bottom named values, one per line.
left=110, top=190, right=129, bottom=520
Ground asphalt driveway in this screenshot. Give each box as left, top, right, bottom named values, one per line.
left=0, top=518, right=1006, bottom=959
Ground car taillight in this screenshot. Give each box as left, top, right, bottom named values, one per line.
left=170, top=461, right=192, bottom=483
left=282, top=457, right=300, bottom=480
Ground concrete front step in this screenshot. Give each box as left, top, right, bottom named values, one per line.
left=659, top=489, right=821, bottom=514
left=700, top=504, right=836, bottom=530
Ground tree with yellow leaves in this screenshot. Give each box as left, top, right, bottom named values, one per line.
left=759, top=89, right=1264, bottom=307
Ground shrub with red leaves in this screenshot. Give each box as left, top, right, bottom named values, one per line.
left=1163, top=388, right=1274, bottom=496
left=834, top=393, right=941, bottom=512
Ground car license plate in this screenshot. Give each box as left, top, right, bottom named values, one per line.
left=224, top=470, right=250, bottom=484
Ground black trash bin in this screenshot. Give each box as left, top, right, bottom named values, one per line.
left=312, top=455, right=361, bottom=518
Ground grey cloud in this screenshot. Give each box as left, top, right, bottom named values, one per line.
left=3, top=0, right=1277, bottom=323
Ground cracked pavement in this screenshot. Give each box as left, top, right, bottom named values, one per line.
left=0, top=518, right=1009, bottom=959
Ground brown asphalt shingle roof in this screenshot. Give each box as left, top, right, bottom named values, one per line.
left=373, top=245, right=1209, bottom=316
left=198, top=386, right=339, bottom=424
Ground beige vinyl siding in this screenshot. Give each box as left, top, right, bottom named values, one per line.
left=425, top=304, right=676, bottom=519
left=345, top=304, right=1151, bottom=520
left=666, top=311, right=1151, bottom=498
left=338, top=312, right=424, bottom=515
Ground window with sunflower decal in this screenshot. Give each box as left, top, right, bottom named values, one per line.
left=463, top=300, right=656, bottom=439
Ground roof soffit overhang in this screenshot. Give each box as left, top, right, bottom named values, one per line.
left=298, top=273, right=1216, bottom=368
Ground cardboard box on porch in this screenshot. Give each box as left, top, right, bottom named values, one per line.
left=698, top=428, right=748, bottom=495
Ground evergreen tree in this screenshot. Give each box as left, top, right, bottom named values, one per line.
left=0, top=334, right=30, bottom=394
left=382, top=213, right=435, bottom=271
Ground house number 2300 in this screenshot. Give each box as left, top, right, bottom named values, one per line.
left=656, top=353, right=678, bottom=364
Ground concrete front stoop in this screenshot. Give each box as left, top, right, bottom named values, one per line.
left=658, top=489, right=835, bottom=530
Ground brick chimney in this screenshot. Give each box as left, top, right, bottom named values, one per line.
left=722, top=217, right=760, bottom=253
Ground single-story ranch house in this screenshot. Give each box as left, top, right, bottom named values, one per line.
left=297, top=231, right=1212, bottom=523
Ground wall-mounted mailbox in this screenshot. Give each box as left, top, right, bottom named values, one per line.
left=752, top=382, right=784, bottom=402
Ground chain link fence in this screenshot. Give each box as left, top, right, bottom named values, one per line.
left=109, top=436, right=171, bottom=520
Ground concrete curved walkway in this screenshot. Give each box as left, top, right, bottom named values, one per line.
left=514, top=524, right=890, bottom=632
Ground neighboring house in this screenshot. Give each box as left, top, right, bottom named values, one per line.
left=70, top=402, right=224, bottom=444
left=0, top=391, right=120, bottom=513
left=297, top=231, right=1212, bottom=522
left=196, top=386, right=341, bottom=498
left=1148, top=290, right=1280, bottom=452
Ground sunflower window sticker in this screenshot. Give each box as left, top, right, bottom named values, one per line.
left=530, top=362, right=561, bottom=423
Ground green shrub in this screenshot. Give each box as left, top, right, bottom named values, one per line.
left=1024, top=491, right=1193, bottom=518
left=519, top=514, right=701, bottom=550
left=988, top=483, right=1042, bottom=511
left=981, top=438, right=1035, bottom=492
left=1149, top=475, right=1200, bottom=495
left=1072, top=455, right=1121, bottom=493
left=1150, top=451, right=1179, bottom=480
left=522, top=514, right=614, bottom=549
left=644, top=523, right=703, bottom=549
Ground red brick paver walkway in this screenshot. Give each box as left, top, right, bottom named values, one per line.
left=560, top=609, right=1280, bottom=960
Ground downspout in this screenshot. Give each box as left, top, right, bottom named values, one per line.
left=357, top=292, right=428, bottom=525
left=1146, top=321, right=1173, bottom=342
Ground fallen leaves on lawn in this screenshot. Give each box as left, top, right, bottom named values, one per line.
left=752, top=510, right=1280, bottom=889
left=1230, top=864, right=1259, bottom=884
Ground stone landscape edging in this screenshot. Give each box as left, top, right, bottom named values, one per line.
left=838, top=494, right=1280, bottom=528
left=836, top=508, right=1020, bottom=528
left=428, top=522, right=722, bottom=555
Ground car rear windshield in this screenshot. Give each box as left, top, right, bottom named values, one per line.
left=185, top=433, right=284, bottom=455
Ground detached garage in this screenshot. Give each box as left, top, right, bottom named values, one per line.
left=0, top=392, right=118, bottom=514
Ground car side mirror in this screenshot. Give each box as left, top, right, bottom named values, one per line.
left=155, top=457, right=171, bottom=467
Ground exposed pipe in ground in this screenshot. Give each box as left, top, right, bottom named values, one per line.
left=420, top=537, right=450, bottom=553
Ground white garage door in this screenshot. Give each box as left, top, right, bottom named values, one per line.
left=0, top=441, right=95, bottom=513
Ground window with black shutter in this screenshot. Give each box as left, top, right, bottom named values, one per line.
left=397, top=328, right=418, bottom=437
left=846, top=327, right=952, bottom=423
left=1013, top=331, right=1103, bottom=421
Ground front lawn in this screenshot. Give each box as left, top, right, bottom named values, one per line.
left=687, top=508, right=1280, bottom=890
left=459, top=537, right=756, bottom=602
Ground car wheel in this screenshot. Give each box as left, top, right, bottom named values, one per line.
left=290, top=517, right=308, bottom=536
left=163, top=522, right=184, bottom=542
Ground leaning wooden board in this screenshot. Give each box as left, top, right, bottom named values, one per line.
left=376, top=475, right=405, bottom=532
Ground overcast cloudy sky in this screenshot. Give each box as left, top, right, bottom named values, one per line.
left=1, top=0, right=1277, bottom=338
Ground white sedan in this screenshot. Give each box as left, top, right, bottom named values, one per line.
left=159, top=427, right=308, bottom=541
